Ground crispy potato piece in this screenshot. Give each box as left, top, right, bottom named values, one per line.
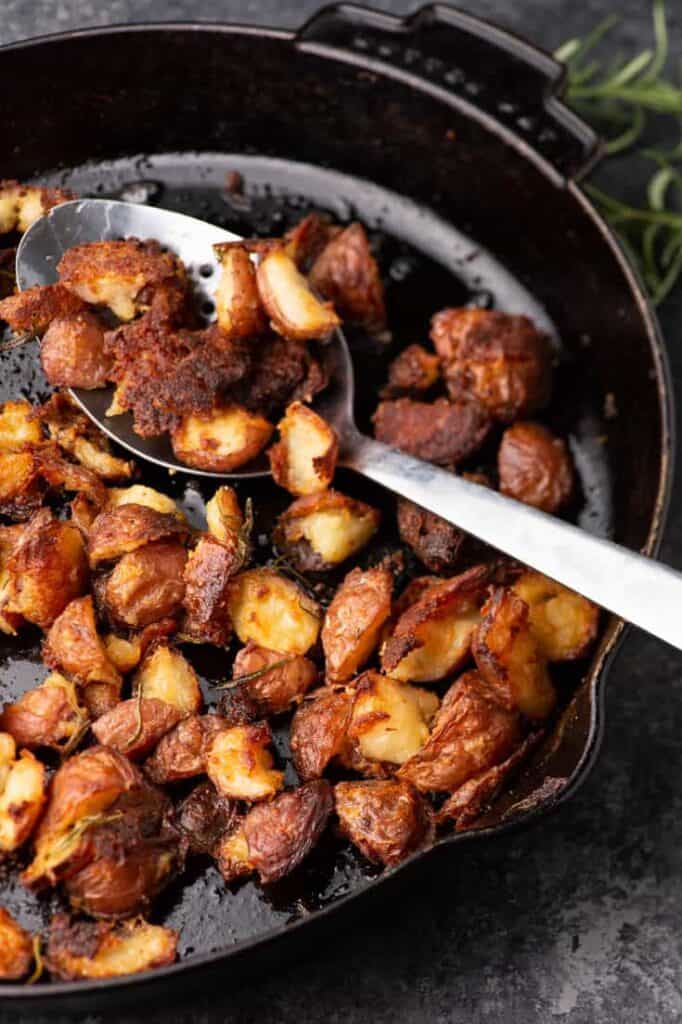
left=0, top=180, right=73, bottom=234
left=0, top=672, right=87, bottom=752
left=373, top=397, right=491, bottom=467
left=207, top=723, right=283, bottom=802
left=214, top=244, right=266, bottom=339
left=0, top=906, right=33, bottom=981
left=290, top=687, right=354, bottom=780
left=381, top=565, right=488, bottom=683
left=0, top=450, right=43, bottom=520
left=0, top=740, right=45, bottom=853
left=244, top=779, right=332, bottom=883
left=430, top=308, right=552, bottom=423
left=472, top=588, right=556, bottom=719
left=133, top=644, right=202, bottom=715
left=227, top=567, right=321, bottom=655
left=322, top=565, right=392, bottom=682
left=47, top=914, right=177, bottom=980
left=145, top=714, right=227, bottom=784
left=182, top=536, right=237, bottom=646
left=107, top=484, right=182, bottom=518
left=171, top=404, right=273, bottom=473
left=381, top=344, right=440, bottom=398
left=346, top=671, right=439, bottom=767
left=283, top=212, right=339, bottom=268
left=498, top=421, right=574, bottom=513
left=309, top=222, right=386, bottom=332
left=335, top=779, right=433, bottom=867
left=41, top=312, right=113, bottom=389
left=397, top=498, right=465, bottom=574
left=102, top=619, right=177, bottom=675
left=40, top=393, right=134, bottom=482
left=101, top=540, right=187, bottom=629
left=58, top=238, right=184, bottom=321
left=176, top=780, right=238, bottom=856
left=274, top=490, right=380, bottom=571
left=512, top=571, right=599, bottom=662
left=0, top=399, right=43, bottom=452
left=88, top=503, right=187, bottom=567
left=268, top=401, right=338, bottom=496
left=231, top=643, right=317, bottom=714
left=4, top=510, right=88, bottom=629
left=216, top=682, right=259, bottom=727
left=398, top=671, right=521, bottom=793
left=91, top=698, right=183, bottom=760
left=35, top=444, right=109, bottom=507
left=215, top=821, right=253, bottom=882
left=44, top=595, right=122, bottom=692
left=0, top=283, right=86, bottom=335
left=257, top=248, right=340, bottom=341
left=205, top=485, right=243, bottom=546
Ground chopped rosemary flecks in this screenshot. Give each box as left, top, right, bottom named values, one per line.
left=51, top=810, right=124, bottom=861
left=235, top=496, right=254, bottom=569
left=59, top=715, right=91, bottom=760
left=26, top=935, right=44, bottom=986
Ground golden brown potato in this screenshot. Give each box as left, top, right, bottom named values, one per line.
left=0, top=736, right=46, bottom=853
left=91, top=698, right=183, bottom=760
left=176, top=780, right=238, bottom=856
left=0, top=283, right=86, bottom=335
left=133, top=644, right=202, bottom=715
left=231, top=643, right=317, bottom=714
left=381, top=565, right=489, bottom=684
left=430, top=308, right=552, bottom=423
left=4, top=509, right=89, bottom=629
left=227, top=567, right=321, bottom=655
left=498, top=421, right=574, bottom=513
left=268, top=401, right=338, bottom=496
left=334, top=779, right=433, bottom=867
left=0, top=399, right=43, bottom=452
left=396, top=498, right=466, bottom=574
left=216, top=682, right=259, bottom=727
left=0, top=906, right=33, bottom=981
left=346, top=671, right=439, bottom=767
left=274, top=490, right=380, bottom=572
left=213, top=244, right=266, bottom=339
left=372, top=397, right=491, bottom=467
left=472, top=587, right=556, bottom=719
left=398, top=671, right=521, bottom=793
left=283, top=212, right=338, bottom=268
left=309, top=222, right=386, bottom=332
left=380, top=344, right=440, bottom=398
left=215, top=821, right=252, bottom=882
left=102, top=618, right=177, bottom=675
left=43, top=595, right=122, bottom=693
left=40, top=393, right=133, bottom=482
left=0, top=672, right=87, bottom=752
left=0, top=450, right=43, bottom=520
left=181, top=536, right=237, bottom=646
left=107, top=484, right=182, bottom=518
left=207, top=723, right=284, bottom=802
left=88, top=503, right=188, bottom=567
left=35, top=444, right=109, bottom=508
left=512, top=571, right=599, bottom=662
left=289, top=687, right=353, bottom=780
left=322, top=565, right=393, bottom=683
left=205, top=485, right=243, bottom=547
left=40, top=312, right=113, bottom=389
left=47, top=914, right=178, bottom=980
left=171, top=404, right=273, bottom=473
left=145, top=713, right=228, bottom=784
left=101, top=540, right=187, bottom=628
left=0, top=180, right=73, bottom=234
left=257, top=248, right=340, bottom=341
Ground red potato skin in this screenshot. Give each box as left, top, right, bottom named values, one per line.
left=0, top=683, right=82, bottom=751
left=243, top=779, right=334, bottom=883
left=372, top=397, right=491, bottom=467
left=102, top=540, right=187, bottom=629
left=40, top=312, right=112, bottom=389
left=289, top=688, right=354, bottom=780
left=309, top=222, right=387, bottom=332
left=231, top=643, right=318, bottom=715
left=498, top=421, right=574, bottom=513
left=88, top=503, right=188, bottom=567
left=176, top=780, right=238, bottom=856
left=380, top=344, right=440, bottom=398
left=396, top=498, right=464, bottom=573
left=182, top=536, right=236, bottom=646
left=144, top=714, right=228, bottom=784
left=321, top=565, right=393, bottom=683
left=91, top=698, right=184, bottom=760
left=43, top=595, right=122, bottom=690
left=334, top=778, right=434, bottom=867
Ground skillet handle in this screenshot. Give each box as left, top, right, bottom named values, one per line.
left=297, top=3, right=601, bottom=183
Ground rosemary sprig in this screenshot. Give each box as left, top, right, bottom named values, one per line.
left=216, top=656, right=295, bottom=690
left=26, top=935, right=44, bottom=986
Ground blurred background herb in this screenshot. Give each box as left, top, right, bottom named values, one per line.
left=557, top=0, right=682, bottom=304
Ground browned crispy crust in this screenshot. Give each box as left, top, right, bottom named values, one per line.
left=243, top=779, right=333, bottom=883
left=46, top=914, right=178, bottom=980
left=322, top=565, right=393, bottom=683
left=397, top=498, right=465, bottom=573
left=274, top=489, right=381, bottom=573
left=372, top=397, right=491, bottom=467
left=289, top=687, right=354, bottom=780
left=43, top=595, right=122, bottom=690
left=176, top=780, right=238, bottom=856
left=58, top=238, right=185, bottom=305
left=91, top=698, right=184, bottom=760
left=41, top=311, right=112, bottom=389
left=144, top=714, right=228, bottom=784
left=309, top=222, right=386, bottom=331
left=228, top=334, right=322, bottom=419
left=213, top=244, right=267, bottom=339
left=181, top=536, right=237, bottom=646
left=0, top=450, right=44, bottom=520
left=88, top=503, right=188, bottom=566
left=0, top=676, right=85, bottom=751
left=380, top=344, right=440, bottom=398
left=335, top=778, right=433, bottom=866
left=0, top=907, right=33, bottom=981
left=35, top=443, right=109, bottom=508
left=231, top=643, right=318, bottom=715
left=0, top=283, right=86, bottom=335
left=101, top=540, right=187, bottom=629
left=498, top=421, right=574, bottom=512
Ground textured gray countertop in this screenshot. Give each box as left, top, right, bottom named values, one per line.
left=2, top=2, right=682, bottom=1022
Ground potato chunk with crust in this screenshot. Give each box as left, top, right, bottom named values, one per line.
left=472, top=587, right=556, bottom=719
left=381, top=344, right=440, bottom=398
left=205, top=485, right=244, bottom=547
left=41, top=312, right=112, bottom=389
left=101, top=540, right=187, bottom=628
left=269, top=401, right=338, bottom=496
left=498, top=421, right=574, bottom=513
left=322, top=565, right=393, bottom=683
left=0, top=450, right=43, bottom=520
left=0, top=672, right=87, bottom=752
left=171, top=404, right=273, bottom=472
left=44, top=595, right=122, bottom=691
left=0, top=180, right=73, bottom=234
left=257, top=248, right=340, bottom=341
left=107, top=484, right=182, bottom=518
left=0, top=399, right=43, bottom=452
left=88, top=503, right=188, bottom=567
left=47, top=914, right=178, bottom=980
left=512, top=571, right=599, bottom=662
left=207, top=723, right=284, bottom=802
left=289, top=687, right=353, bottom=780
left=0, top=906, right=34, bottom=981
left=309, top=222, right=386, bottom=332
left=373, top=397, right=491, bottom=467
left=227, top=567, right=321, bottom=655
left=133, top=644, right=202, bottom=715
left=430, top=308, right=552, bottom=423
left=91, top=698, right=183, bottom=760
left=214, top=244, right=266, bottom=339
left=181, top=536, right=236, bottom=646
left=176, top=780, right=238, bottom=856
left=145, top=714, right=227, bottom=784
left=0, top=283, right=86, bottom=335
left=335, top=779, right=433, bottom=867
left=231, top=643, right=317, bottom=715
left=274, top=490, right=380, bottom=571
left=347, top=672, right=439, bottom=767
left=396, top=498, right=465, bottom=574
left=0, top=740, right=45, bottom=853
left=381, top=565, right=488, bottom=684
left=40, top=393, right=133, bottom=482
left=398, top=671, right=521, bottom=793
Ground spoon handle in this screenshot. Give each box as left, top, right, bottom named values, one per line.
left=345, top=434, right=681, bottom=652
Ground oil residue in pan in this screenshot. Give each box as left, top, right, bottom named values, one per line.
left=0, top=153, right=613, bottom=968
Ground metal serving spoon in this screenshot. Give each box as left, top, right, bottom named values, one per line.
left=16, top=199, right=682, bottom=652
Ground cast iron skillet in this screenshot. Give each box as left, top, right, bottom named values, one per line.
left=0, top=3, right=674, bottom=1009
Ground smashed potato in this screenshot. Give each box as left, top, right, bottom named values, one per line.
left=0, top=399, right=43, bottom=452
left=0, top=906, right=34, bottom=981
left=0, top=180, right=73, bottom=234
left=214, top=244, right=266, bottom=339
left=47, top=914, right=177, bottom=980
left=205, top=485, right=243, bottom=548
left=373, top=397, right=491, bottom=467
left=133, top=644, right=202, bottom=715
left=101, top=540, right=187, bottom=628
left=227, top=567, right=321, bottom=655
left=0, top=450, right=43, bottom=520
left=274, top=490, right=380, bottom=571
left=335, top=779, right=433, bottom=867
left=381, top=344, right=440, bottom=399
left=171, top=404, right=273, bottom=473
left=176, top=780, right=237, bottom=856
left=396, top=498, right=465, bottom=574
left=0, top=738, right=46, bottom=853
left=145, top=714, right=227, bottom=784
left=322, top=565, right=393, bottom=683
left=347, top=671, right=439, bottom=767
left=0, top=673, right=87, bottom=752
left=268, top=401, right=338, bottom=496
left=207, top=723, right=283, bottom=802
left=91, top=697, right=183, bottom=760
left=290, top=687, right=353, bottom=780
left=102, top=619, right=176, bottom=675
left=309, top=222, right=386, bottom=332
left=41, top=312, right=112, bottom=390
left=40, top=393, right=133, bottom=482
left=43, top=595, right=122, bottom=692
left=256, top=248, right=340, bottom=341
left=88, top=502, right=187, bottom=566
left=498, top=421, right=574, bottom=512
left=0, top=283, right=86, bottom=335
left=182, top=536, right=236, bottom=646
left=512, top=571, right=599, bottom=662
left=107, top=484, right=182, bottom=518
left=231, top=643, right=317, bottom=714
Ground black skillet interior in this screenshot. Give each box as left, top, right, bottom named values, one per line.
left=0, top=3, right=673, bottom=1003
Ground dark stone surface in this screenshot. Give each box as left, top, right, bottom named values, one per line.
left=2, top=2, right=682, bottom=1022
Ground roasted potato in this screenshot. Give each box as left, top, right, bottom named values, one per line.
left=101, top=540, right=187, bottom=628
left=213, top=244, right=266, bottom=339
left=0, top=450, right=43, bottom=520
left=268, top=401, right=338, bottom=496
left=44, top=595, right=122, bottom=693
left=256, top=248, right=340, bottom=341
left=0, top=906, right=34, bottom=981
left=181, top=536, right=237, bottom=646
left=205, top=485, right=244, bottom=547
left=0, top=735, right=46, bottom=853
left=0, top=283, right=86, bottom=335
left=334, top=779, right=433, bottom=867
left=346, top=671, right=439, bottom=767
left=91, top=698, right=183, bottom=760
left=512, top=571, right=599, bottom=662
left=176, top=780, right=238, bottom=856
left=274, top=490, right=380, bottom=571
left=171, top=404, right=273, bottom=472
left=498, top=421, right=574, bottom=513
left=472, top=587, right=556, bottom=719
left=207, top=722, right=284, bottom=802
left=322, top=565, right=393, bottom=683
left=372, top=397, right=491, bottom=467
left=396, top=498, right=466, bottom=574
left=430, top=308, right=552, bottom=423
left=289, top=687, right=354, bottom=780
left=214, top=821, right=252, bottom=883
left=216, top=682, right=260, bottom=727
left=380, top=344, right=440, bottom=398
left=381, top=565, right=488, bottom=684
left=88, top=502, right=188, bottom=567
left=227, top=567, right=321, bottom=655
left=309, top=222, right=386, bottom=332
left=40, top=393, right=133, bottom=482
left=102, top=618, right=176, bottom=675
left=145, top=713, right=228, bottom=784
left=107, top=484, right=182, bottom=518
left=0, top=399, right=43, bottom=452
left=231, top=643, right=317, bottom=715
left=133, top=644, right=202, bottom=715
left=40, top=312, right=112, bottom=389
left=398, top=671, right=521, bottom=793
left=34, top=444, right=109, bottom=508
left=0, top=180, right=73, bottom=234
left=0, top=672, right=87, bottom=752
left=47, top=914, right=177, bottom=980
